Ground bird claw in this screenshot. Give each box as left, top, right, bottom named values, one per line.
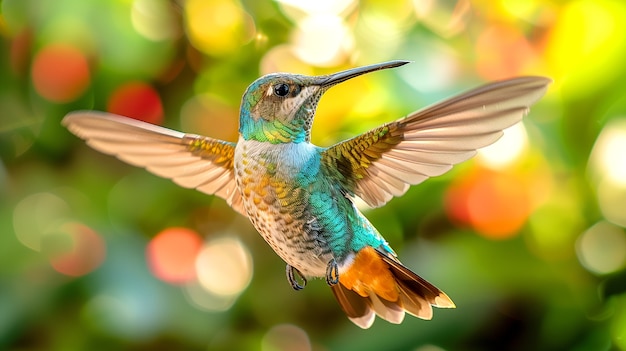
left=286, top=264, right=307, bottom=291
left=326, top=259, right=339, bottom=286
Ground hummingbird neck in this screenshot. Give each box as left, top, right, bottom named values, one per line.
left=239, top=112, right=310, bottom=144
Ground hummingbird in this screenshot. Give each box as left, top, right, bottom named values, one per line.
left=62, top=60, right=550, bottom=328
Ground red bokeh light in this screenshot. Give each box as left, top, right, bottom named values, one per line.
left=445, top=169, right=531, bottom=239
left=146, top=227, right=203, bottom=284
left=49, top=223, right=106, bottom=277
left=107, top=81, right=164, bottom=124
left=31, top=43, right=91, bottom=103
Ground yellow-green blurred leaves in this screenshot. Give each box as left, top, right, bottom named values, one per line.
left=588, top=118, right=626, bottom=227
left=131, top=0, right=180, bottom=42
left=577, top=221, right=626, bottom=275
left=185, top=0, right=255, bottom=57
left=546, top=0, right=626, bottom=97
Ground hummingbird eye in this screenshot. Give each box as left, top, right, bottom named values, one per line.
left=273, top=83, right=290, bottom=97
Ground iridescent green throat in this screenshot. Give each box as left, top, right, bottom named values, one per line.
left=240, top=114, right=308, bottom=144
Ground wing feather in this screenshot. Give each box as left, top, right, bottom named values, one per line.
left=321, top=76, right=551, bottom=207
left=62, top=111, right=246, bottom=215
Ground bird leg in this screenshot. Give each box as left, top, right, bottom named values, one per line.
left=325, top=258, right=339, bottom=286
left=286, top=264, right=307, bottom=291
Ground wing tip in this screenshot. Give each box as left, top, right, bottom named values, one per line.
left=434, top=292, right=456, bottom=309
left=516, top=75, right=552, bottom=85
left=62, top=110, right=109, bottom=127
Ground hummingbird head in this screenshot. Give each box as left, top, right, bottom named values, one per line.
left=239, top=60, right=410, bottom=144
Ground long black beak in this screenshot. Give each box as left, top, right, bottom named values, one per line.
left=321, top=60, right=410, bottom=87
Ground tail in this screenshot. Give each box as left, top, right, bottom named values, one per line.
left=330, top=246, right=455, bottom=329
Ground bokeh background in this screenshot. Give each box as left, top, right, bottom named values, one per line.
left=1, top=0, right=626, bottom=350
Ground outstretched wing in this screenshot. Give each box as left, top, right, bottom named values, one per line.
left=321, top=76, right=551, bottom=207
left=62, top=111, right=245, bottom=215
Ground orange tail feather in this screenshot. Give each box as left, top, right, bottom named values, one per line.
left=331, top=246, right=455, bottom=329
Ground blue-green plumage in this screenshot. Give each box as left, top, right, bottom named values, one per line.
left=62, top=60, right=550, bottom=328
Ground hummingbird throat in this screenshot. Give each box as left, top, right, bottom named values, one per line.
left=240, top=116, right=310, bottom=144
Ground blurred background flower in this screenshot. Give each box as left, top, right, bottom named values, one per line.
left=1, top=0, right=625, bottom=350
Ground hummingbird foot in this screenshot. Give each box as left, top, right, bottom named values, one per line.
left=286, top=264, right=307, bottom=291
left=325, top=258, right=339, bottom=286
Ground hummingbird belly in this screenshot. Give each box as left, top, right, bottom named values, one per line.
left=234, top=140, right=336, bottom=277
